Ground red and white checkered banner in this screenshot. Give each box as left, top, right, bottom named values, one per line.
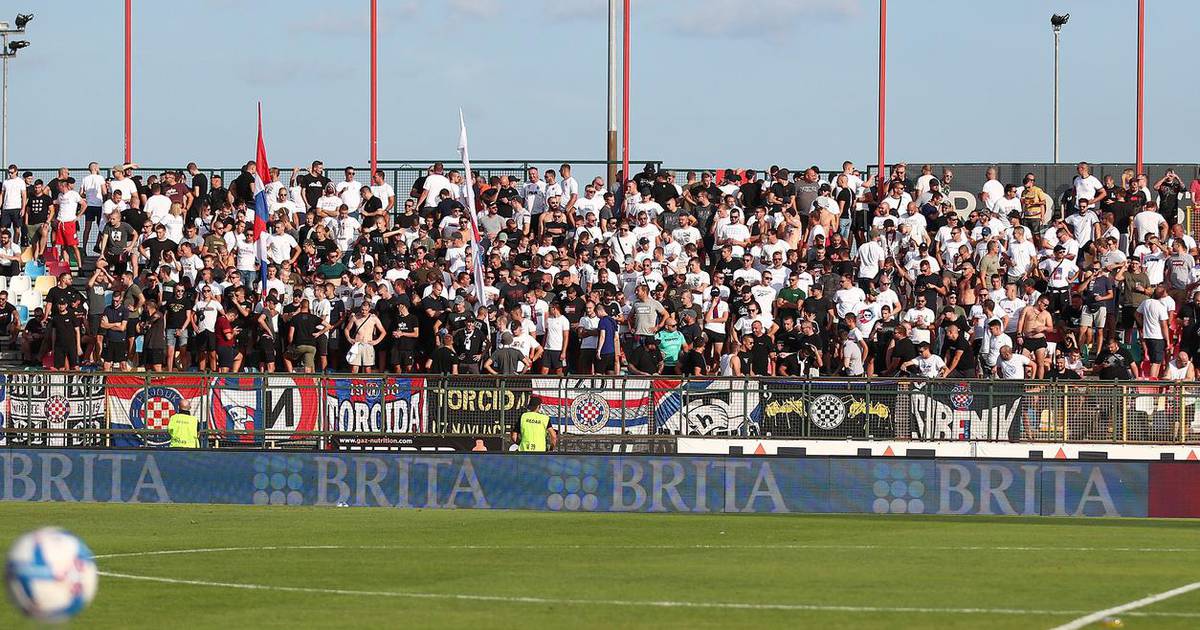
left=106, top=375, right=209, bottom=448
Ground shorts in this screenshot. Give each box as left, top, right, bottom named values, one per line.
left=217, top=344, right=238, bottom=368
left=143, top=348, right=166, bottom=366
left=54, top=221, right=79, bottom=247
left=25, top=222, right=44, bottom=243
left=1145, top=338, right=1166, bottom=364
left=85, top=205, right=103, bottom=222
left=102, top=342, right=126, bottom=363
left=292, top=344, right=316, bottom=370
left=594, top=353, right=616, bottom=374
left=256, top=336, right=277, bottom=363
left=391, top=348, right=414, bottom=368
left=194, top=330, right=216, bottom=352
left=1023, top=337, right=1048, bottom=353
left=315, top=336, right=329, bottom=356
left=53, top=345, right=79, bottom=368
left=347, top=342, right=375, bottom=367
left=166, top=328, right=188, bottom=348
left=543, top=351, right=564, bottom=370
left=126, top=318, right=140, bottom=341
left=705, top=329, right=727, bottom=344
left=578, top=348, right=597, bottom=370
left=1079, top=306, right=1107, bottom=329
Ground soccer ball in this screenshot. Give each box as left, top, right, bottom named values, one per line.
left=5, top=527, right=98, bottom=623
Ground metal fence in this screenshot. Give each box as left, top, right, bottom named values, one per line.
left=1, top=371, right=1198, bottom=449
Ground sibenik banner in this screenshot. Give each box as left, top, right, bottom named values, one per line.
left=2, top=450, right=1190, bottom=518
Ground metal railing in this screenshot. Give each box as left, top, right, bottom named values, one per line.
left=1, top=371, right=1198, bottom=449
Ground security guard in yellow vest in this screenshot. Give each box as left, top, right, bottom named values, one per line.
left=513, top=396, right=557, bottom=452
left=167, top=399, right=200, bottom=449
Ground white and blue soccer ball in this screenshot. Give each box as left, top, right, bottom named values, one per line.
left=5, top=527, right=98, bottom=623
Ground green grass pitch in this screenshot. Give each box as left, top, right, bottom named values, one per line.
left=1, top=504, right=1197, bottom=628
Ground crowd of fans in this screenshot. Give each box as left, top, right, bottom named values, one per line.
left=3, top=158, right=1200, bottom=382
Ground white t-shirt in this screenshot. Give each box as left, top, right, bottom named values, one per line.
left=981, top=179, right=1004, bottom=209
left=544, top=315, right=570, bottom=352
left=834, top=286, right=866, bottom=318
left=1073, top=175, right=1104, bottom=202
left=55, top=190, right=83, bottom=222
left=1, top=177, right=24, bottom=210
left=997, top=353, right=1032, bottom=379
left=192, top=299, right=223, bottom=332
left=145, top=194, right=172, bottom=225
left=109, top=178, right=138, bottom=205
left=266, top=232, right=298, bottom=264
left=337, top=180, right=363, bottom=213
left=81, top=173, right=107, bottom=207
left=1138, top=298, right=1170, bottom=340
left=370, top=183, right=395, bottom=206
left=234, top=234, right=258, bottom=271
left=421, top=173, right=452, bottom=207
left=911, top=354, right=946, bottom=378
left=578, top=315, right=600, bottom=350
left=1133, top=210, right=1167, bottom=244
left=993, top=195, right=1021, bottom=217
left=1007, top=240, right=1038, bottom=277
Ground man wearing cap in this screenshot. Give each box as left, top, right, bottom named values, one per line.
left=626, top=335, right=663, bottom=376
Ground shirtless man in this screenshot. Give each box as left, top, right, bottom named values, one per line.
left=1017, top=295, right=1054, bottom=378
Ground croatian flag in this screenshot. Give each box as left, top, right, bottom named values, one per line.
left=253, top=103, right=272, bottom=291
left=457, top=109, right=486, bottom=306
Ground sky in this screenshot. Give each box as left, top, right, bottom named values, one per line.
left=2, top=0, right=1195, bottom=173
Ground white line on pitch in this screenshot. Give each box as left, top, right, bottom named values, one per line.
left=1050, top=581, right=1200, bottom=630
left=94, top=571, right=1200, bottom=619
left=93, top=543, right=1200, bottom=559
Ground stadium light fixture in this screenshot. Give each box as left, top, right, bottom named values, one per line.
left=0, top=12, right=33, bottom=170
left=14, top=14, right=32, bottom=30
left=1050, top=14, right=1069, bottom=163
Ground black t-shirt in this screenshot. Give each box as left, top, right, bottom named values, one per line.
left=769, top=181, right=796, bottom=204
left=835, top=188, right=854, bottom=215
left=51, top=313, right=80, bottom=348
left=361, top=196, right=384, bottom=229
left=208, top=186, right=230, bottom=211
left=429, top=346, right=457, bottom=374
left=191, top=173, right=209, bottom=199
left=46, top=286, right=80, bottom=310
left=231, top=172, right=255, bottom=205
left=677, top=349, right=707, bottom=375
left=890, top=338, right=917, bottom=370
left=739, top=182, right=763, bottom=209
left=1046, top=368, right=1082, bottom=381
left=164, top=296, right=193, bottom=329
left=296, top=173, right=331, bottom=209
left=123, top=207, right=148, bottom=232
left=651, top=182, right=679, bottom=206
left=395, top=313, right=419, bottom=351
left=143, top=237, right=177, bottom=270
left=290, top=313, right=322, bottom=346
left=27, top=194, right=52, bottom=224
left=942, top=335, right=976, bottom=372
left=0, top=301, right=15, bottom=329
left=1095, top=348, right=1134, bottom=380
left=803, top=295, right=832, bottom=328
left=629, top=346, right=662, bottom=374
left=495, top=186, right=519, bottom=216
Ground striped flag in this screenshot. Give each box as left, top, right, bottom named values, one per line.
left=252, top=103, right=272, bottom=292
left=457, top=109, right=486, bottom=306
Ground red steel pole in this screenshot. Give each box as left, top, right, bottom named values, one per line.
left=621, top=0, right=630, bottom=185
left=370, top=0, right=378, bottom=178
left=877, top=0, right=886, bottom=193
left=1136, top=0, right=1144, bottom=175
left=125, top=0, right=132, bottom=164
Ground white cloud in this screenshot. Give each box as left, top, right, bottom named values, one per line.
left=672, top=0, right=862, bottom=38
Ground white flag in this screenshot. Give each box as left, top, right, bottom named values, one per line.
left=457, top=109, right=487, bottom=307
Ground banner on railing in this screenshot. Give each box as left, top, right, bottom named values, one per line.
left=107, top=375, right=209, bottom=448
left=653, top=379, right=761, bottom=435
left=4, top=373, right=105, bottom=448
left=909, top=381, right=1025, bottom=441
left=208, top=376, right=323, bottom=445
left=325, top=377, right=427, bottom=449
left=759, top=380, right=899, bottom=438
left=534, top=377, right=667, bottom=435
left=427, top=376, right=528, bottom=436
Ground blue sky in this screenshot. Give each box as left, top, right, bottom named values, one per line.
left=3, top=0, right=1194, bottom=172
